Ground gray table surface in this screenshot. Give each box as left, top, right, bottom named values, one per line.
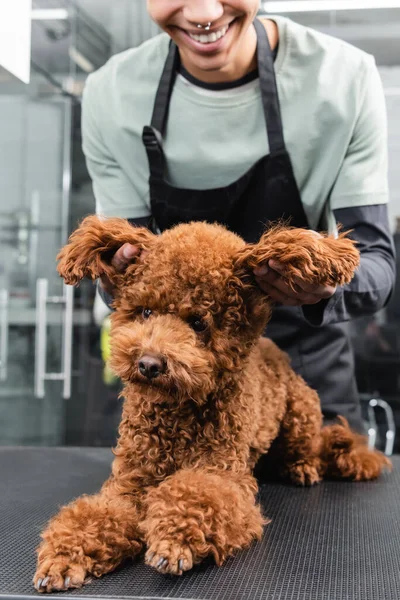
left=1, top=447, right=399, bottom=600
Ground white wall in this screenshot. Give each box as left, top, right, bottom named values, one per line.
left=0, top=0, right=31, bottom=83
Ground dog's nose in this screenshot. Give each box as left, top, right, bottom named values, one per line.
left=138, top=355, right=165, bottom=380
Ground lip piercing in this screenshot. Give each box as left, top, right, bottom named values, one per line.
left=197, top=22, right=212, bottom=31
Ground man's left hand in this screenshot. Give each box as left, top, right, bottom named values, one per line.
left=254, top=260, right=336, bottom=306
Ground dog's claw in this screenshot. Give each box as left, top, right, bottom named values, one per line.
left=33, top=557, right=92, bottom=593
left=156, top=557, right=169, bottom=571
left=146, top=543, right=194, bottom=575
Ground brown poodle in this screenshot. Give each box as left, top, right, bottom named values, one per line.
left=33, top=217, right=391, bottom=593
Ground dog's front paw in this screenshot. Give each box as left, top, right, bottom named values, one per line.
left=33, top=556, right=92, bottom=593
left=145, top=540, right=194, bottom=576
left=284, top=460, right=322, bottom=486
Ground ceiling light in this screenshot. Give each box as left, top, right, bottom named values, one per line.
left=31, top=9, right=69, bottom=20
left=263, top=1, right=400, bottom=13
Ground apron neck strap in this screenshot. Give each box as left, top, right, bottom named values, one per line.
left=253, top=18, right=286, bottom=156
left=150, top=41, right=179, bottom=136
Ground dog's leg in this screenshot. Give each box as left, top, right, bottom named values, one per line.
left=141, top=468, right=267, bottom=575
left=33, top=483, right=144, bottom=593
left=276, top=372, right=323, bottom=486
left=319, top=416, right=392, bottom=480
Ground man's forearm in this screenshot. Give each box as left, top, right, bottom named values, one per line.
left=302, top=204, right=396, bottom=326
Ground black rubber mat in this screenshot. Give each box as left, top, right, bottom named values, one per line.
left=1, top=448, right=399, bottom=600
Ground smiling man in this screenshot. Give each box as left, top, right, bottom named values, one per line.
left=81, top=1, right=395, bottom=434
left=148, top=0, right=263, bottom=81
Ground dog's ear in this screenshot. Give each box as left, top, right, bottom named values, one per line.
left=234, top=225, right=360, bottom=290
left=57, top=215, right=155, bottom=285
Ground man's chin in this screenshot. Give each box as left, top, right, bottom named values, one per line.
left=186, top=47, right=234, bottom=69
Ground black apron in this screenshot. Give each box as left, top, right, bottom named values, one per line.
left=142, top=19, right=364, bottom=433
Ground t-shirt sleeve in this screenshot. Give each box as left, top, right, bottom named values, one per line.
left=81, top=74, right=151, bottom=220
left=330, top=55, right=389, bottom=211
left=301, top=57, right=394, bottom=327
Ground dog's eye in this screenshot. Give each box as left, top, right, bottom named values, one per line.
left=142, top=308, right=152, bottom=319
left=188, top=316, right=207, bottom=333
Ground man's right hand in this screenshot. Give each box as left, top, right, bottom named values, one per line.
left=99, top=243, right=140, bottom=296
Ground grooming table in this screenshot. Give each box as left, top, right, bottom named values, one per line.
left=1, top=448, right=399, bottom=600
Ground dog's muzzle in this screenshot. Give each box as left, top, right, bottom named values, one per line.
left=138, top=354, right=166, bottom=380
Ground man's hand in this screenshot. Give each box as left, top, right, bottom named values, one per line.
left=100, top=243, right=140, bottom=296
left=253, top=229, right=337, bottom=306
left=254, top=260, right=336, bottom=307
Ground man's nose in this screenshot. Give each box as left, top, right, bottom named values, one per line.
left=183, top=0, right=224, bottom=26
left=138, top=354, right=166, bottom=380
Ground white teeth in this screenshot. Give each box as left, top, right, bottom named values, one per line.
left=188, top=25, right=229, bottom=44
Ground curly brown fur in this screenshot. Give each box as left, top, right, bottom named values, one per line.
left=56, top=215, right=155, bottom=287
left=34, top=218, right=390, bottom=592
left=319, top=416, right=392, bottom=480
left=235, top=224, right=360, bottom=289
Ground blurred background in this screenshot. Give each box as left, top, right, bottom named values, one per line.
left=0, top=0, right=399, bottom=453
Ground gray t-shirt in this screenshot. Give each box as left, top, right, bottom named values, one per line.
left=82, top=16, right=388, bottom=232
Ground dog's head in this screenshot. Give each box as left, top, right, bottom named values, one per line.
left=57, top=217, right=359, bottom=402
